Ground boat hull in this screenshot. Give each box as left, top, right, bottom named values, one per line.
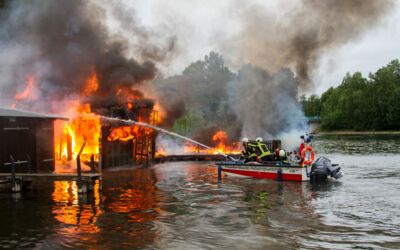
left=217, top=162, right=309, bottom=182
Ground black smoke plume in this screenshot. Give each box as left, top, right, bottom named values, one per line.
left=0, top=0, right=174, bottom=112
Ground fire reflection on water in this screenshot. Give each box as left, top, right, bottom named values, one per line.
left=52, top=181, right=102, bottom=234
left=49, top=168, right=161, bottom=248
left=105, top=169, right=159, bottom=224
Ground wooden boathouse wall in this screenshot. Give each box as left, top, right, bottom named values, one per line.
left=100, top=127, right=156, bottom=168
left=0, top=108, right=66, bottom=173
left=100, top=109, right=158, bottom=169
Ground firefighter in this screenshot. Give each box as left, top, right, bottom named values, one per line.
left=242, top=138, right=257, bottom=162
left=277, top=149, right=288, bottom=163
left=299, top=133, right=313, bottom=154
left=241, top=137, right=249, bottom=157
left=255, top=137, right=273, bottom=162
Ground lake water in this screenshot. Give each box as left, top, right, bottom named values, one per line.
left=0, top=134, right=399, bottom=249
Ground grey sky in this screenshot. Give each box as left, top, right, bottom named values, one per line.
left=314, top=2, right=400, bottom=94
left=125, top=0, right=400, bottom=94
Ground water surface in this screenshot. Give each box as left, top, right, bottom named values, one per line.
left=0, top=134, right=399, bottom=249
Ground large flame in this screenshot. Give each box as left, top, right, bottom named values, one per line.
left=54, top=103, right=101, bottom=168
left=52, top=72, right=160, bottom=172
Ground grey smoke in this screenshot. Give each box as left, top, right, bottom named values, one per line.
left=0, top=0, right=174, bottom=112
left=228, top=0, right=394, bottom=88
left=229, top=66, right=305, bottom=139
left=154, top=0, right=393, bottom=147
left=152, top=52, right=304, bottom=146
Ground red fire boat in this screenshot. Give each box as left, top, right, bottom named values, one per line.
left=216, top=157, right=343, bottom=182
left=217, top=162, right=309, bottom=181
left=216, top=137, right=343, bottom=182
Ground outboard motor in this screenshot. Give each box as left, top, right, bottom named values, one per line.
left=310, top=156, right=343, bottom=183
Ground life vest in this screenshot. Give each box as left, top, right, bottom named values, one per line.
left=256, top=141, right=271, bottom=158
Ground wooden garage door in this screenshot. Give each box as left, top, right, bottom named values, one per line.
left=0, top=127, right=36, bottom=173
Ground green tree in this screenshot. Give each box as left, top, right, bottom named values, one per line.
left=301, top=94, right=321, bottom=117
left=320, top=72, right=370, bottom=130
left=312, top=59, right=400, bottom=131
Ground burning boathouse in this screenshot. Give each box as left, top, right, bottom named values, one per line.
left=98, top=98, right=158, bottom=168
left=54, top=98, right=159, bottom=171
left=0, top=102, right=158, bottom=174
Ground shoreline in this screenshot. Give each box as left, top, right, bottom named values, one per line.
left=315, top=131, right=400, bottom=135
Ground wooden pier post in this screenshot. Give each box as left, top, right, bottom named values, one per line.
left=277, top=162, right=283, bottom=181
left=76, top=141, right=87, bottom=194
left=87, top=155, right=95, bottom=192
left=76, top=155, right=86, bottom=193
left=98, top=153, right=103, bottom=191
left=218, top=164, right=222, bottom=182
left=90, top=155, right=95, bottom=174
left=10, top=156, right=21, bottom=193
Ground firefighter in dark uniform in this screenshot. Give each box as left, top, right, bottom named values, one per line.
left=242, top=138, right=257, bottom=162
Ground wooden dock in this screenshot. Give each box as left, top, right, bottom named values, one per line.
left=1, top=154, right=102, bottom=194
left=155, top=154, right=241, bottom=163
left=0, top=172, right=102, bottom=193
left=0, top=172, right=101, bottom=181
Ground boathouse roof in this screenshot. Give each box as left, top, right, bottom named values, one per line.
left=0, top=107, right=68, bottom=120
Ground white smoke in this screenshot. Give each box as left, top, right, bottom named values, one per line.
left=156, top=135, right=186, bottom=155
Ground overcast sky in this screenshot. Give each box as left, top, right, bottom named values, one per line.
left=127, top=0, right=400, bottom=95
left=314, top=2, right=400, bottom=94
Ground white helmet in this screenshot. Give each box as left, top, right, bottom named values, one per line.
left=242, top=137, right=249, bottom=142
left=256, top=137, right=263, bottom=142
left=279, top=149, right=286, bottom=157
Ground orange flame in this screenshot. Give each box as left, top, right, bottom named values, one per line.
left=107, top=125, right=153, bottom=142
left=82, top=72, right=99, bottom=96
left=54, top=102, right=101, bottom=171
left=175, top=130, right=241, bottom=155
left=12, top=75, right=37, bottom=108
left=155, top=148, right=166, bottom=157
left=210, top=130, right=241, bottom=154
left=108, top=126, right=138, bottom=142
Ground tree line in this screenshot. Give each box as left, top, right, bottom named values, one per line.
left=301, top=59, right=400, bottom=131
